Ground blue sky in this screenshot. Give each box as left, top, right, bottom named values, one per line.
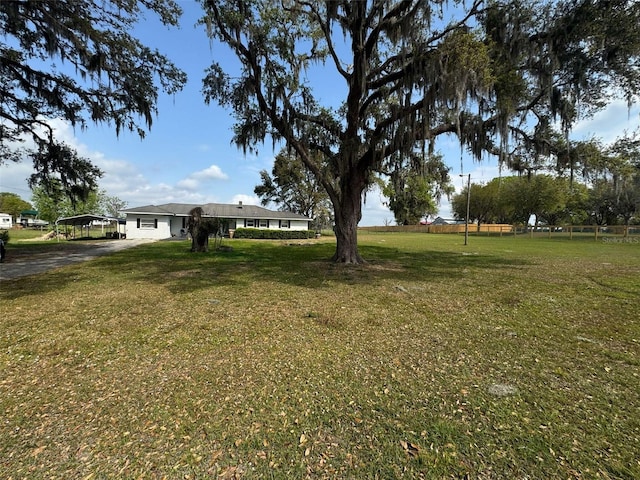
left=1, top=1, right=638, bottom=225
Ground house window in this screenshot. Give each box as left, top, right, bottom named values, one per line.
left=245, top=219, right=255, bottom=227
left=259, top=219, right=268, bottom=228
left=280, top=220, right=290, bottom=228
left=139, top=218, right=157, bottom=229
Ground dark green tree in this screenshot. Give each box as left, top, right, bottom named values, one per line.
left=255, top=150, right=333, bottom=230
left=587, top=181, right=619, bottom=225
left=381, top=152, right=453, bottom=225
left=532, top=176, right=572, bottom=226
left=602, top=133, right=640, bottom=225
left=499, top=175, right=568, bottom=227
left=558, top=181, right=590, bottom=225
left=0, top=1, right=186, bottom=202
left=28, top=143, right=103, bottom=207
left=0, top=192, right=31, bottom=220
left=451, top=180, right=501, bottom=228
left=202, top=0, right=639, bottom=263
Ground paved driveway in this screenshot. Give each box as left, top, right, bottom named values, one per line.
left=0, top=239, right=157, bottom=281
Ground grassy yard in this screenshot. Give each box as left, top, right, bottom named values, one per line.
left=1, top=233, right=638, bottom=479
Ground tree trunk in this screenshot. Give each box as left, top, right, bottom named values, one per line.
left=191, top=228, right=209, bottom=252
left=331, top=176, right=365, bottom=264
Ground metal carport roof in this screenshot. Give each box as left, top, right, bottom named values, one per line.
left=55, top=214, right=123, bottom=238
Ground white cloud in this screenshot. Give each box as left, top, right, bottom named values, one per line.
left=176, top=164, right=229, bottom=191
left=0, top=119, right=231, bottom=207
left=0, top=161, right=35, bottom=200
left=572, top=100, right=640, bottom=144
left=231, top=193, right=260, bottom=206
left=176, top=178, right=200, bottom=190
left=199, top=164, right=228, bottom=180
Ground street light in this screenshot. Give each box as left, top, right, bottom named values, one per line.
left=459, top=173, right=470, bottom=245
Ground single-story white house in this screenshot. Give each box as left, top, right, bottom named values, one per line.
left=0, top=213, right=12, bottom=229
left=121, top=202, right=312, bottom=240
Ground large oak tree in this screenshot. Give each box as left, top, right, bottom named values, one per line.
left=0, top=0, right=186, bottom=203
left=201, top=0, right=639, bottom=263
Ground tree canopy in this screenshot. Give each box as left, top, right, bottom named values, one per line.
left=202, top=0, right=640, bottom=263
left=0, top=192, right=31, bottom=219
left=380, top=152, right=453, bottom=225
left=456, top=130, right=640, bottom=227
left=30, top=180, right=130, bottom=225
left=0, top=0, right=187, bottom=203
left=254, top=149, right=333, bottom=230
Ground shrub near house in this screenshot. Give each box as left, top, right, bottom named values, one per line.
left=233, top=228, right=316, bottom=239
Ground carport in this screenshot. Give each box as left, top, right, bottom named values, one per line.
left=56, top=214, right=125, bottom=239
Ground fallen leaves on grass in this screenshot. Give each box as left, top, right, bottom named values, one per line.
left=1, top=235, right=639, bottom=478
left=400, top=440, right=421, bottom=458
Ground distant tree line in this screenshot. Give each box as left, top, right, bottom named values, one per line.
left=0, top=188, right=127, bottom=226
left=451, top=135, right=640, bottom=227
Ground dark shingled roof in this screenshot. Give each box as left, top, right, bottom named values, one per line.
left=121, top=203, right=310, bottom=220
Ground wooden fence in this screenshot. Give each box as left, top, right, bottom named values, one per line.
left=359, top=224, right=512, bottom=234
left=359, top=224, right=640, bottom=240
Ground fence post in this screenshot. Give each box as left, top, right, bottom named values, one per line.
left=595, top=226, right=599, bottom=241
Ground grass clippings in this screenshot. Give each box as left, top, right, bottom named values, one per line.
left=1, top=233, right=639, bottom=479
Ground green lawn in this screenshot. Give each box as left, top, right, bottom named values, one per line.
left=1, top=233, right=639, bottom=479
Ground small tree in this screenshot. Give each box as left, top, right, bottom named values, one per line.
left=103, top=196, right=128, bottom=219
left=186, top=207, right=228, bottom=252
left=381, top=152, right=453, bottom=225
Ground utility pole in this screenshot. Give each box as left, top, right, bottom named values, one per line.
left=460, top=173, right=471, bottom=246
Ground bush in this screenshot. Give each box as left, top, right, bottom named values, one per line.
left=233, top=228, right=316, bottom=240
left=0, top=230, right=9, bottom=244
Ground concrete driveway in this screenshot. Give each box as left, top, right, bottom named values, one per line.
left=0, top=239, right=157, bottom=282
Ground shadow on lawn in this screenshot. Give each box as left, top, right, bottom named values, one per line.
left=114, top=240, right=531, bottom=294
left=0, top=239, right=531, bottom=300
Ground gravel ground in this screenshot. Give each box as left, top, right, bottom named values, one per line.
left=0, top=239, right=156, bottom=282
